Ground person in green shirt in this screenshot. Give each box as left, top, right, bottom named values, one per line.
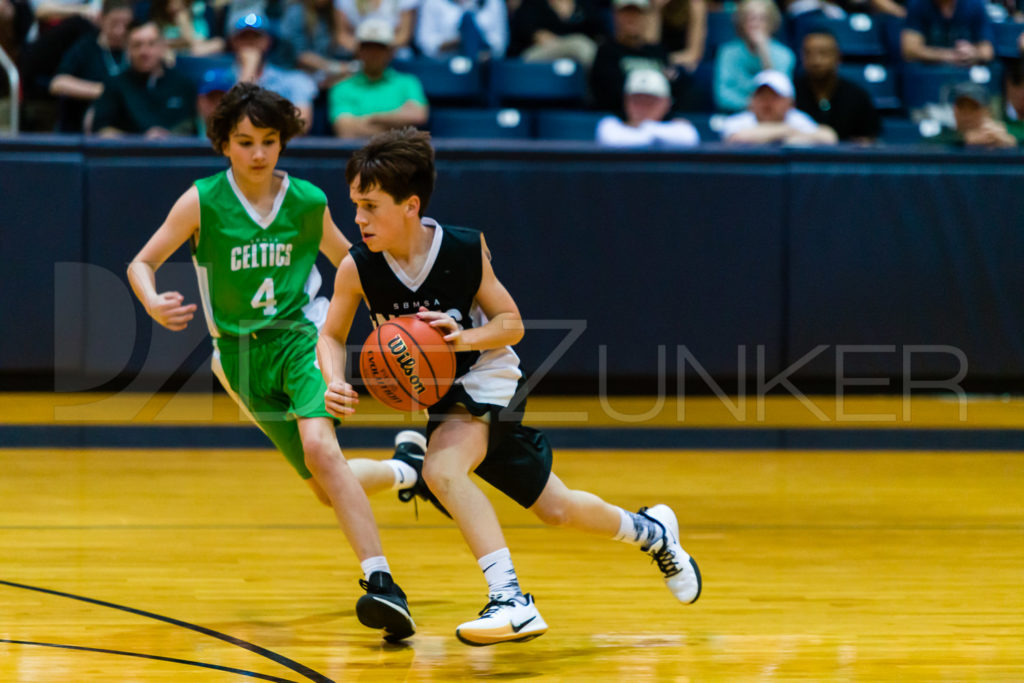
left=328, top=18, right=428, bottom=139
left=126, top=82, right=418, bottom=643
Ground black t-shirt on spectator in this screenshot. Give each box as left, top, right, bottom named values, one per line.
left=589, top=41, right=669, bottom=112
left=91, top=67, right=197, bottom=134
left=508, top=0, right=609, bottom=57
left=794, top=74, right=882, bottom=141
left=55, top=36, right=127, bottom=132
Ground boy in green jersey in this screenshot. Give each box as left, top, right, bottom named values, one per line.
left=127, top=83, right=419, bottom=642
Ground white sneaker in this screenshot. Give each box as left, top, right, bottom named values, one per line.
left=639, top=504, right=702, bottom=604
left=394, top=430, right=427, bottom=451
left=455, top=593, right=548, bottom=646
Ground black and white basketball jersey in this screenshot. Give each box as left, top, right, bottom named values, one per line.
left=349, top=218, right=523, bottom=407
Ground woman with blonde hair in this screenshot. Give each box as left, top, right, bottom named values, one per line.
left=712, top=0, right=794, bottom=111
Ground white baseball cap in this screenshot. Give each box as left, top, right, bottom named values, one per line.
left=356, top=18, right=395, bottom=46
left=752, top=70, right=794, bottom=98
left=613, top=0, right=651, bottom=8
left=624, top=69, right=671, bottom=98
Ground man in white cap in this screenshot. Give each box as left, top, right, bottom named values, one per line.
left=721, top=69, right=837, bottom=145
left=590, top=0, right=671, bottom=114
left=329, top=18, right=429, bottom=139
left=596, top=68, right=699, bottom=147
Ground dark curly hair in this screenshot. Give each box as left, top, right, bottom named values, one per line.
left=345, top=127, right=436, bottom=217
left=206, top=82, right=305, bottom=153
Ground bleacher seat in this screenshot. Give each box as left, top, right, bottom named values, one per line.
left=488, top=59, right=588, bottom=107
left=790, top=13, right=887, bottom=58
left=993, top=21, right=1024, bottom=58
left=705, top=11, right=737, bottom=58
left=392, top=57, right=485, bottom=105
left=839, top=62, right=902, bottom=111
left=678, top=61, right=715, bottom=112
left=684, top=113, right=728, bottom=142
left=174, top=55, right=235, bottom=86
left=878, top=117, right=925, bottom=144
left=534, top=110, right=605, bottom=140
left=901, top=62, right=1003, bottom=109
left=429, top=108, right=532, bottom=139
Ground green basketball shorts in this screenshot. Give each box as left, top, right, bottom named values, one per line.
left=215, top=321, right=334, bottom=479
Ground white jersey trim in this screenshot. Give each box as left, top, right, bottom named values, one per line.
left=227, top=169, right=290, bottom=229
left=455, top=303, right=522, bottom=407
left=382, top=217, right=444, bottom=292
left=301, top=265, right=329, bottom=332
left=191, top=256, right=220, bottom=338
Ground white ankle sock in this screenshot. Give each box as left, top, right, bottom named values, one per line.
left=386, top=460, right=418, bottom=491
left=361, top=556, right=391, bottom=581
left=478, top=548, right=522, bottom=600
left=613, top=507, right=659, bottom=547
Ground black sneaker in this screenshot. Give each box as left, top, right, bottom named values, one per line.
left=393, top=430, right=451, bottom=518
left=355, top=571, right=416, bottom=643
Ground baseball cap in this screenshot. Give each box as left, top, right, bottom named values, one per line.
left=752, top=70, right=794, bottom=98
left=231, top=11, right=268, bottom=36
left=950, top=81, right=989, bottom=106
left=356, top=18, right=395, bottom=46
left=613, top=0, right=651, bottom=9
left=198, top=68, right=236, bottom=95
left=624, top=69, right=671, bottom=98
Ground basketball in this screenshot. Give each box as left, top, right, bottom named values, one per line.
left=359, top=316, right=456, bottom=411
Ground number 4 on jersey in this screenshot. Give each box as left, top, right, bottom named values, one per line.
left=251, top=277, right=278, bottom=316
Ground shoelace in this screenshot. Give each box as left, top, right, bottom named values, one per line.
left=478, top=597, right=518, bottom=617
left=650, top=542, right=683, bottom=578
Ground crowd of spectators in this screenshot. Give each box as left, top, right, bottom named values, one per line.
left=1, top=0, right=1023, bottom=146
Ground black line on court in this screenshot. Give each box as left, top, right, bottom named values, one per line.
left=4, top=425, right=1024, bottom=450
left=0, top=640, right=301, bottom=682
left=0, top=580, right=334, bottom=683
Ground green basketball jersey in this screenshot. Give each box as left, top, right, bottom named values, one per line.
left=191, top=170, right=327, bottom=337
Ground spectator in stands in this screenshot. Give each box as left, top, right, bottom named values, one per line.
left=0, top=0, right=32, bottom=59
left=47, top=0, right=130, bottom=131
left=508, top=0, right=608, bottom=67
left=334, top=0, right=417, bottom=56
left=209, top=11, right=318, bottom=131
left=415, top=0, right=508, bottom=59
left=721, top=69, right=838, bottom=144
left=88, top=18, right=197, bottom=136
left=280, top=0, right=353, bottom=88
left=714, top=0, right=795, bottom=112
left=648, top=0, right=706, bottom=73
left=794, top=26, right=881, bottom=142
left=148, top=0, right=225, bottom=56
left=869, top=0, right=906, bottom=18
left=329, top=17, right=427, bottom=138
left=901, top=0, right=993, bottom=64
left=596, top=67, right=700, bottom=146
left=930, top=80, right=1017, bottom=146
left=590, top=0, right=671, bottom=113
left=1002, top=57, right=1024, bottom=139
left=17, top=3, right=97, bottom=129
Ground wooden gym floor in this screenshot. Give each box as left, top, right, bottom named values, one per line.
left=1, top=393, right=1023, bottom=681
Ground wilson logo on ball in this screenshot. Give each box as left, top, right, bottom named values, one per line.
left=359, top=316, right=456, bottom=412
left=386, top=335, right=426, bottom=396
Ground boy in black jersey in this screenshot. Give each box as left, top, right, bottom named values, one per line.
left=318, top=127, right=701, bottom=646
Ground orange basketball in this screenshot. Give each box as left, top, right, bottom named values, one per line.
left=359, top=316, right=456, bottom=411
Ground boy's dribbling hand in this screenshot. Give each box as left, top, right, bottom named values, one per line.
left=147, top=291, right=196, bottom=331
left=416, top=306, right=462, bottom=343
left=324, top=381, right=359, bottom=418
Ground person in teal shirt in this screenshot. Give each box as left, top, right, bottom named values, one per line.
left=328, top=18, right=428, bottom=138
left=713, top=0, right=795, bottom=112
